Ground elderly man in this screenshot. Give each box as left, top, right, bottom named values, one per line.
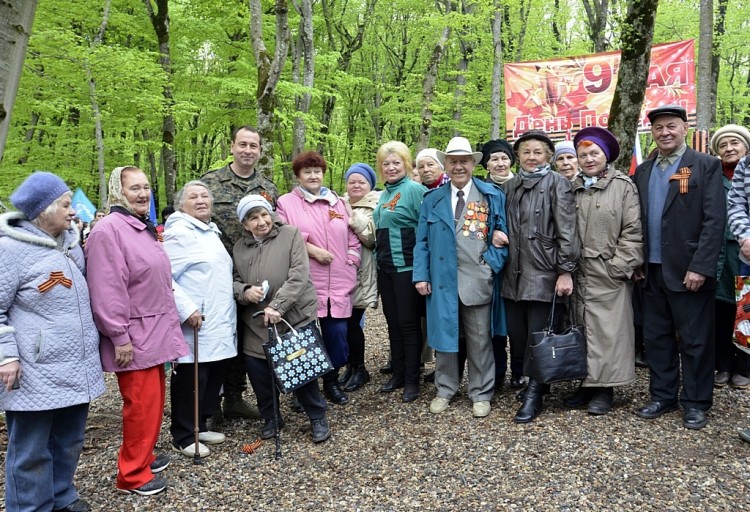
left=201, top=126, right=278, bottom=422
left=632, top=105, right=725, bottom=429
left=413, top=137, right=508, bottom=418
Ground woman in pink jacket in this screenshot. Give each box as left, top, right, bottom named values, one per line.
left=277, top=151, right=361, bottom=406
left=86, top=166, right=188, bottom=496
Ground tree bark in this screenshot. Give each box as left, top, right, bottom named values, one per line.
left=0, top=0, right=39, bottom=164
left=711, top=0, right=727, bottom=126
left=87, top=0, right=112, bottom=205
left=418, top=0, right=452, bottom=151
left=144, top=0, right=176, bottom=210
left=291, top=0, right=314, bottom=158
left=608, top=0, right=659, bottom=172
left=490, top=0, right=504, bottom=140
left=696, top=0, right=713, bottom=131
left=249, top=0, right=290, bottom=178
left=581, top=0, right=610, bottom=53
left=452, top=0, right=476, bottom=133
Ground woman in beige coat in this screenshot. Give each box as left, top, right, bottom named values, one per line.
left=568, top=127, right=643, bottom=415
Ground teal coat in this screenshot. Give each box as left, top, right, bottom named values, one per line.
left=413, top=178, right=508, bottom=352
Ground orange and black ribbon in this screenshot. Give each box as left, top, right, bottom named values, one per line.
left=382, top=192, right=401, bottom=212
left=669, top=167, right=692, bottom=194
left=38, top=271, right=73, bottom=293
left=328, top=210, right=344, bottom=220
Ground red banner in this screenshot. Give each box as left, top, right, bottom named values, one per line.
left=504, top=40, right=696, bottom=141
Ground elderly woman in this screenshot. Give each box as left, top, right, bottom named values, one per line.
left=0, top=172, right=105, bottom=512
left=338, top=163, right=380, bottom=392
left=481, top=138, right=516, bottom=187
left=276, top=151, right=360, bottom=405
left=712, top=125, right=750, bottom=390
left=233, top=195, right=331, bottom=442
left=373, top=141, right=428, bottom=402
left=163, top=181, right=237, bottom=457
left=416, top=148, right=450, bottom=189
left=554, top=141, right=579, bottom=181
left=86, top=167, right=188, bottom=496
left=503, top=130, right=579, bottom=423
left=566, top=127, right=643, bottom=414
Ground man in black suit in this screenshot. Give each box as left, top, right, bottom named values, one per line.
left=632, top=105, right=725, bottom=429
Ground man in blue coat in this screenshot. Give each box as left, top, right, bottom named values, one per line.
left=413, top=137, right=509, bottom=418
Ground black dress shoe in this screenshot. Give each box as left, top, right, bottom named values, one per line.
left=260, top=417, right=285, bottom=440
left=402, top=386, right=419, bottom=403
left=634, top=400, right=678, bottom=419
left=379, top=376, right=405, bottom=393
left=564, top=385, right=596, bottom=409
left=311, top=417, right=331, bottom=443
left=510, top=375, right=526, bottom=389
left=683, top=408, right=708, bottom=430
left=338, top=366, right=352, bottom=385
left=54, top=499, right=92, bottom=512
left=324, top=382, right=350, bottom=405
left=379, top=361, right=393, bottom=374
left=343, top=365, right=370, bottom=392
left=587, top=387, right=613, bottom=415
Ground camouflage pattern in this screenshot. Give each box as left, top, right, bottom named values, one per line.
left=200, top=163, right=279, bottom=253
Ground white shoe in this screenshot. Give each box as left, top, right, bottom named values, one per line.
left=198, top=431, right=226, bottom=445
left=171, top=442, right=210, bottom=458
left=473, top=400, right=491, bottom=418
left=430, top=396, right=450, bottom=414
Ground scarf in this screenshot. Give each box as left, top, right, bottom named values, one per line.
left=723, top=160, right=736, bottom=181
left=489, top=172, right=515, bottom=185
left=520, top=164, right=551, bottom=180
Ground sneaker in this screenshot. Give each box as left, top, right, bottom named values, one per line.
left=171, top=442, right=210, bottom=458
left=198, top=431, right=226, bottom=445
left=117, top=476, right=167, bottom=496
left=429, top=396, right=450, bottom=414
left=311, top=417, right=331, bottom=443
left=260, top=418, right=285, bottom=440
left=149, top=453, right=171, bottom=473
left=473, top=400, right=491, bottom=418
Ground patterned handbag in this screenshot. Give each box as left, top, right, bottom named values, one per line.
left=263, top=318, right=333, bottom=394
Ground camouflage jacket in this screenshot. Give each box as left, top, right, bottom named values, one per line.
left=201, top=163, right=279, bottom=252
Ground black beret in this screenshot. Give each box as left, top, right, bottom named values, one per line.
left=479, top=139, right=516, bottom=168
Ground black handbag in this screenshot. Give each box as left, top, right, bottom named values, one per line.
left=530, top=295, right=588, bottom=384
left=263, top=318, right=333, bottom=394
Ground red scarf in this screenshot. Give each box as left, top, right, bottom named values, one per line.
left=723, top=161, right=736, bottom=181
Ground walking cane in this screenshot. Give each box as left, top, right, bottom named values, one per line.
left=266, top=325, right=282, bottom=460
left=193, top=316, right=205, bottom=465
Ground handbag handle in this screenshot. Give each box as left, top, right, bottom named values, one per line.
left=545, top=293, right=576, bottom=332
left=271, top=317, right=298, bottom=341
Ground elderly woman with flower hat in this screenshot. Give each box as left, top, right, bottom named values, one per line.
left=711, top=124, right=750, bottom=390
left=86, top=166, right=189, bottom=496
left=566, top=127, right=643, bottom=415
left=233, top=194, right=331, bottom=443
left=0, top=172, right=105, bottom=512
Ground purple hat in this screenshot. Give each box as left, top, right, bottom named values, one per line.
left=574, top=127, right=620, bottom=163
left=10, top=171, right=70, bottom=220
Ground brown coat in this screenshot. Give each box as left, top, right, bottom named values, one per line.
left=572, top=168, right=643, bottom=386
left=232, top=222, right=318, bottom=359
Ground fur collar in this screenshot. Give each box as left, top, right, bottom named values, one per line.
left=0, top=211, right=80, bottom=250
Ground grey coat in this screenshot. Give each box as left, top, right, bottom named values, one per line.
left=0, top=212, right=105, bottom=411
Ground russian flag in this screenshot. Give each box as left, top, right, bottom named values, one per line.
left=629, top=136, right=642, bottom=176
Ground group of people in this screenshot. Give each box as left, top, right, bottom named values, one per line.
left=2, top=108, right=750, bottom=510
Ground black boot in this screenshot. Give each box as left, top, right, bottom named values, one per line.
left=514, top=379, right=548, bottom=423
left=563, top=384, right=596, bottom=408
left=323, top=379, right=349, bottom=405
left=338, top=366, right=352, bottom=386
left=343, top=364, right=370, bottom=392
left=587, top=387, right=613, bottom=415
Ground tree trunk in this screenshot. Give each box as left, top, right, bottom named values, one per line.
left=0, top=0, right=39, bottom=164
left=696, top=0, right=713, bottom=132
left=452, top=0, right=476, bottom=133
left=144, top=0, right=177, bottom=209
left=711, top=0, right=727, bottom=126
left=87, top=0, right=112, bottom=205
left=490, top=0, right=504, bottom=140
left=581, top=0, right=610, bottom=53
left=249, top=0, right=290, bottom=179
left=608, top=0, right=659, bottom=172
left=418, top=0, right=451, bottom=151
left=291, top=0, right=314, bottom=158
left=16, top=112, right=40, bottom=165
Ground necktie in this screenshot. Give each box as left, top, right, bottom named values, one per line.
left=454, top=190, right=465, bottom=225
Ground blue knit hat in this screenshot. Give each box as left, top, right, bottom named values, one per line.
left=344, top=163, right=377, bottom=190
left=10, top=171, right=70, bottom=220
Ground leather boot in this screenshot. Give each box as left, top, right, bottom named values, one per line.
left=587, top=387, right=613, bottom=415
left=514, top=379, right=548, bottom=423
left=311, top=417, right=331, bottom=443
left=563, top=384, right=595, bottom=408
left=338, top=366, right=352, bottom=386
left=323, top=380, right=350, bottom=405
left=343, top=364, right=370, bottom=392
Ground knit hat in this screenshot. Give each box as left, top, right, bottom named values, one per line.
left=10, top=171, right=70, bottom=220
left=479, top=139, right=515, bottom=168
left=344, top=163, right=377, bottom=190
left=415, top=149, right=444, bottom=171
left=553, top=141, right=577, bottom=163
left=574, top=127, right=620, bottom=163
left=512, top=130, right=555, bottom=154
left=710, top=124, right=750, bottom=155
left=237, top=194, right=273, bottom=222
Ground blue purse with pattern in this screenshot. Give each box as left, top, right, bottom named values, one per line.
left=263, top=319, right=333, bottom=394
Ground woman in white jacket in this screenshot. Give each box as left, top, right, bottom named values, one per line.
left=163, top=181, right=237, bottom=458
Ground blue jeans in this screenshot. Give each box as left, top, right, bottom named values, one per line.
left=5, top=403, right=89, bottom=512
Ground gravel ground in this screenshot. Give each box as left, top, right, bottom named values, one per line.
left=2, top=307, right=750, bottom=511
